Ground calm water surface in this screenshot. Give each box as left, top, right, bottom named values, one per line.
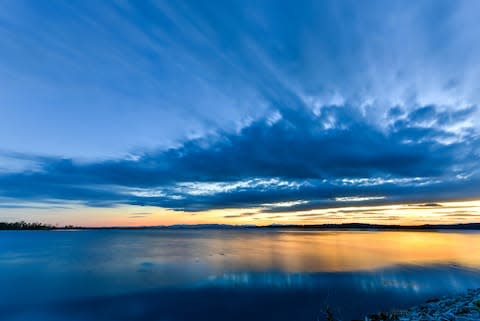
left=1, top=229, right=480, bottom=321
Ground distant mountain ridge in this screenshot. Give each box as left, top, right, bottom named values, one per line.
left=147, top=222, right=480, bottom=230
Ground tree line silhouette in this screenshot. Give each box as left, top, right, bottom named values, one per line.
left=0, top=221, right=55, bottom=230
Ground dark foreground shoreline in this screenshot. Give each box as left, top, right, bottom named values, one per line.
left=360, top=288, right=480, bottom=321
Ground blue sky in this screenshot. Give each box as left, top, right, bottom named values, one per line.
left=0, top=0, right=480, bottom=225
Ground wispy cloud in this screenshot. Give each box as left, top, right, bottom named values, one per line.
left=0, top=1, right=480, bottom=219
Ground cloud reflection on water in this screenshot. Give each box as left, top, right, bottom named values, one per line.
left=1, top=229, right=480, bottom=320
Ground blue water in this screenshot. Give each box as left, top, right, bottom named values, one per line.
left=1, top=229, right=480, bottom=321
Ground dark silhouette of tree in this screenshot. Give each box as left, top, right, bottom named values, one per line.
left=0, top=221, right=54, bottom=230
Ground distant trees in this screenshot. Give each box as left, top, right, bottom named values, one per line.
left=0, top=221, right=55, bottom=230
left=0, top=221, right=83, bottom=230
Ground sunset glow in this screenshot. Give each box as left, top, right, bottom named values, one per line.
left=2, top=2, right=480, bottom=321
left=1, top=0, right=480, bottom=226
left=2, top=199, right=478, bottom=227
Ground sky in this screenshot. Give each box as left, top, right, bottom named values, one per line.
left=0, top=0, right=480, bottom=226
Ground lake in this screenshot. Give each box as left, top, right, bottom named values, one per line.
left=1, top=229, right=480, bottom=321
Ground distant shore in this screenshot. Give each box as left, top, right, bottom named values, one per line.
left=0, top=221, right=56, bottom=230
left=362, top=288, right=480, bottom=321
left=2, top=221, right=480, bottom=230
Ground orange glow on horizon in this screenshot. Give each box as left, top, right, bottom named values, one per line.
left=1, top=199, right=480, bottom=227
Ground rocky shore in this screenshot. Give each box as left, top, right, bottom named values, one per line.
left=362, top=288, right=480, bottom=321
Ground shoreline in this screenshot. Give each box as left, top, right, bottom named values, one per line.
left=2, top=222, right=480, bottom=231
left=362, top=288, right=480, bottom=321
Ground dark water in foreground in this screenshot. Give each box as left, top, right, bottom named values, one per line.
left=1, top=229, right=480, bottom=321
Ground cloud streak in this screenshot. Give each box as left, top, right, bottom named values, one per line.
left=0, top=1, right=480, bottom=218
left=0, top=104, right=478, bottom=212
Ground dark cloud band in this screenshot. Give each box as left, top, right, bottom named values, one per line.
left=0, top=104, right=478, bottom=212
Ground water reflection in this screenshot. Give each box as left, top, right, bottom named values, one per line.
left=0, top=229, right=479, bottom=320
left=200, top=265, right=480, bottom=295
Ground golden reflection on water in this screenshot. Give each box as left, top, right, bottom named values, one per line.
left=202, top=230, right=480, bottom=272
